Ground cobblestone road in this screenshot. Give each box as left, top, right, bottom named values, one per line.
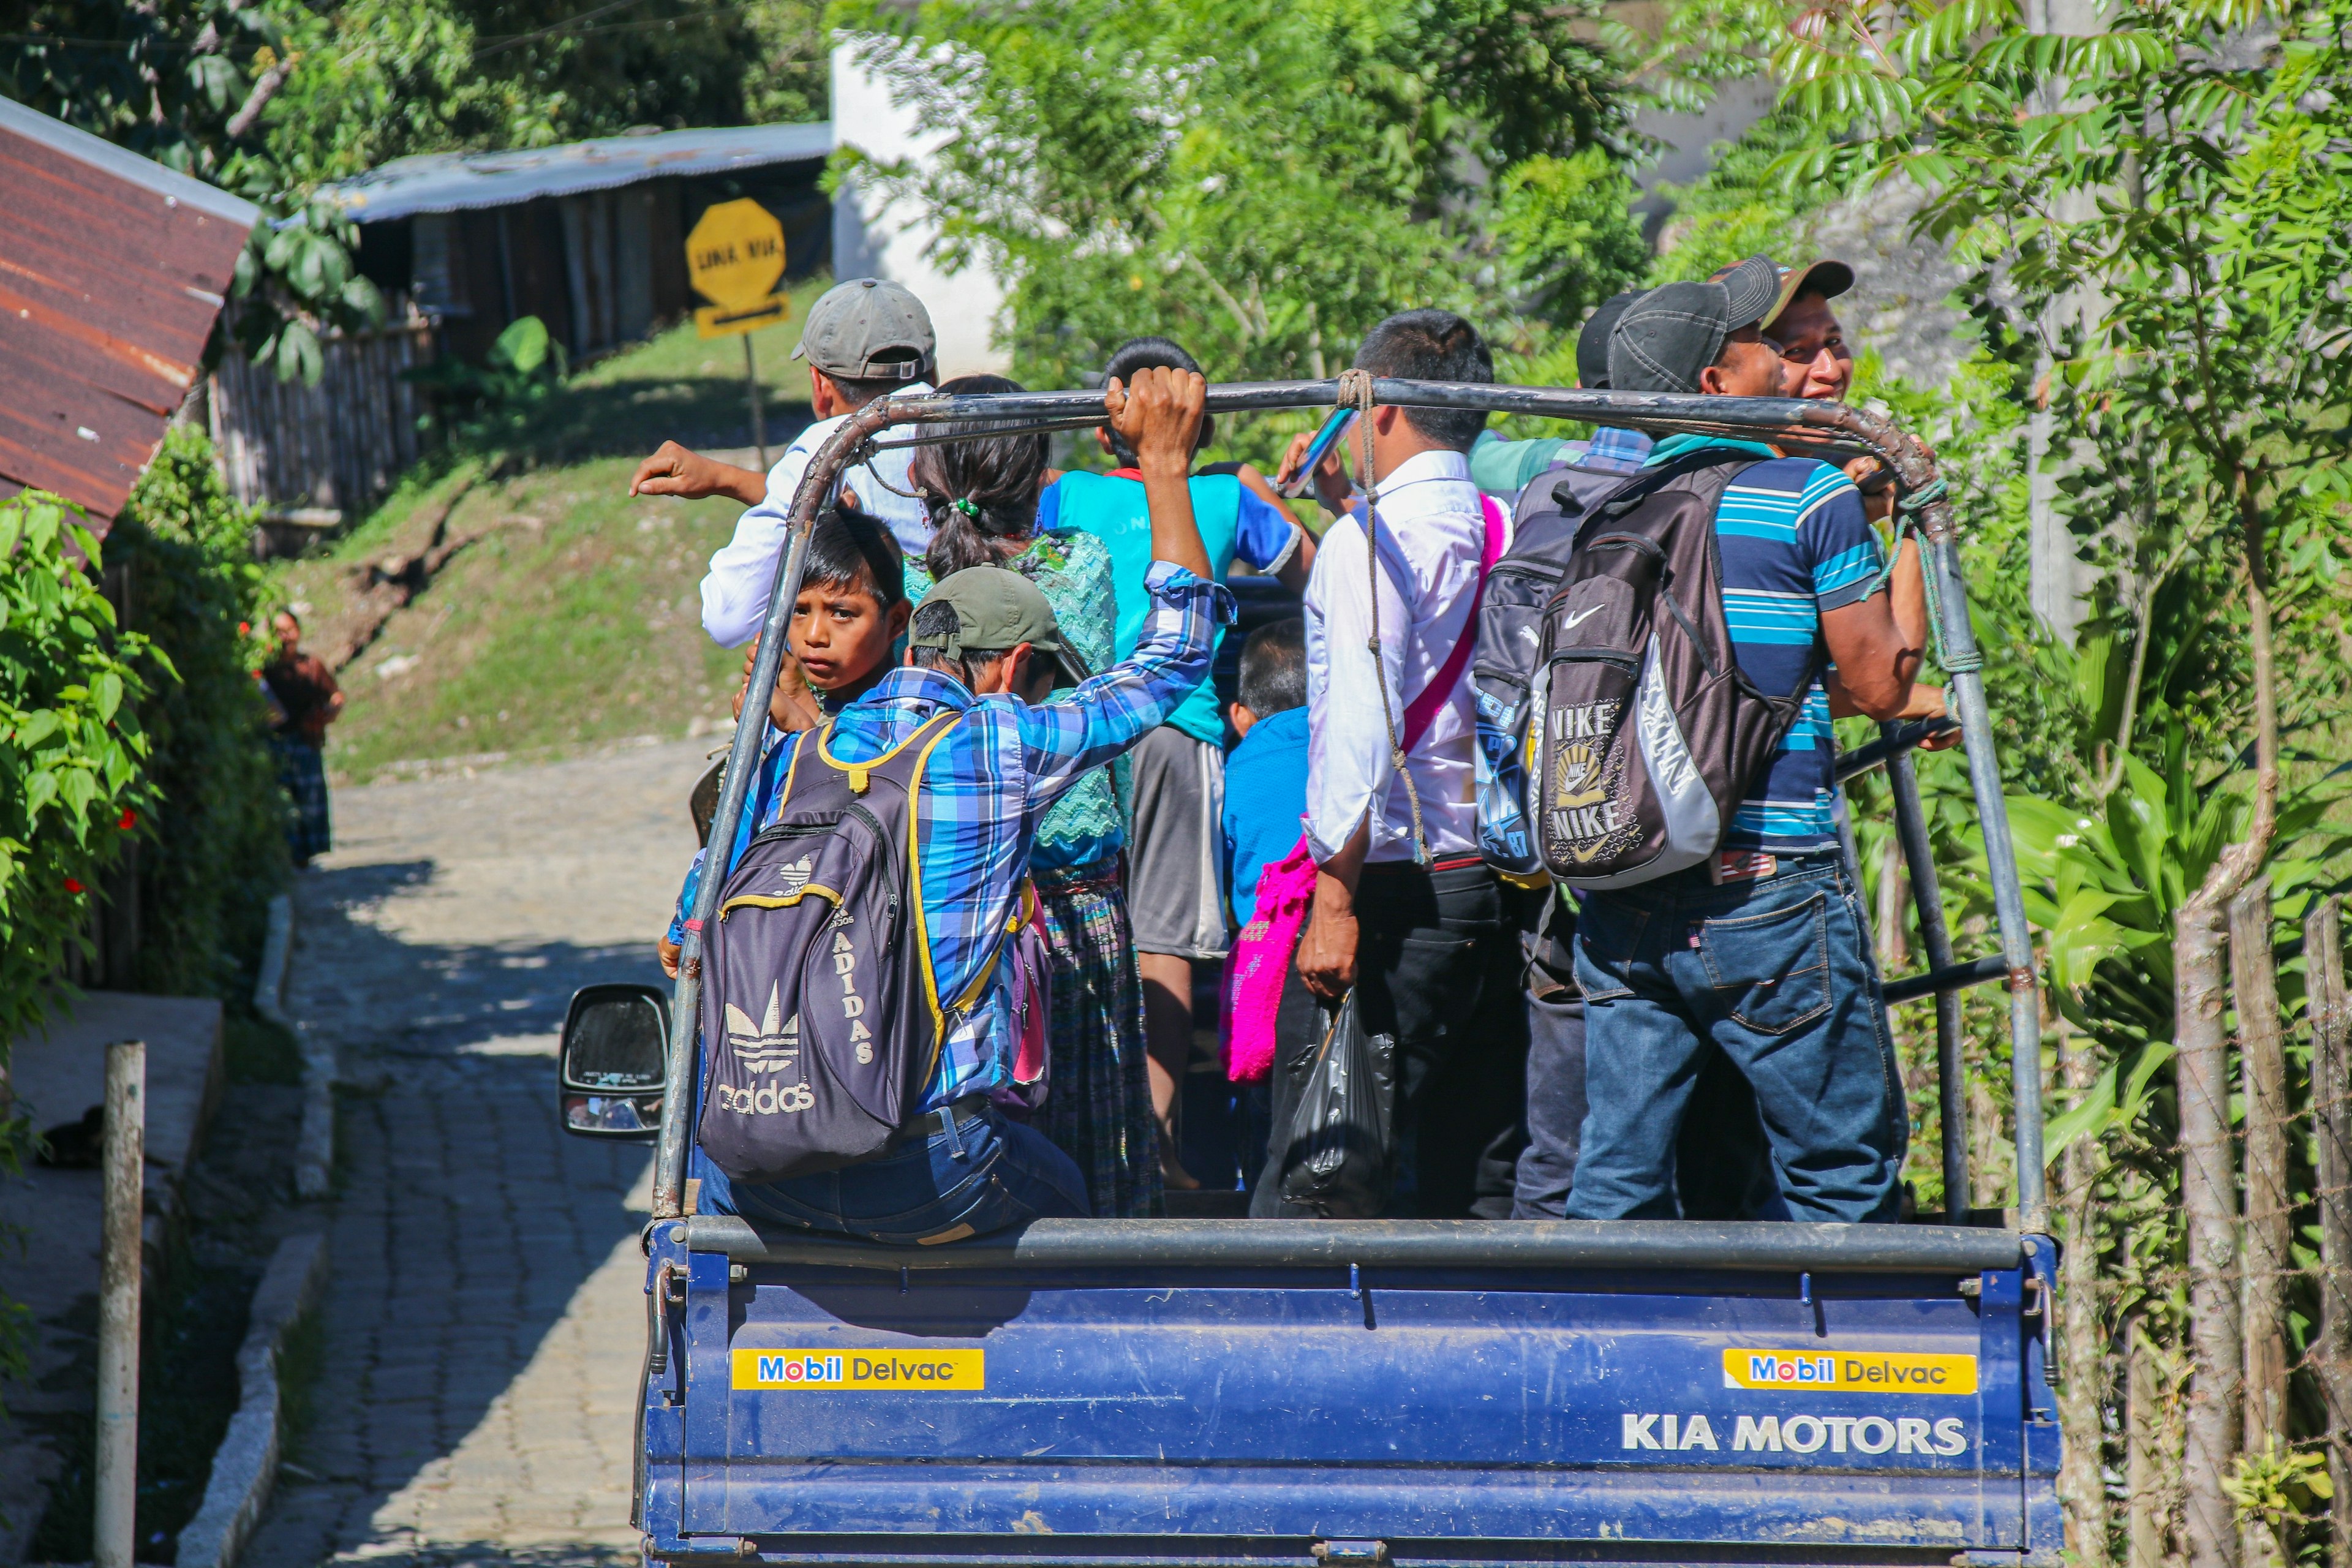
left=245, top=737, right=714, bottom=1568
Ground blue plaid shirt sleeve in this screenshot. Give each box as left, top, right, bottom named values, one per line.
left=1011, top=562, right=1234, bottom=801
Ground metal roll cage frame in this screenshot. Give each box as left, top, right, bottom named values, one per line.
left=649, top=382, right=2049, bottom=1245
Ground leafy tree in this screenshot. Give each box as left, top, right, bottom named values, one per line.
left=1776, top=0, right=2352, bottom=1559
left=1491, top=147, right=1651, bottom=328
left=833, top=0, right=1642, bottom=441
left=1645, top=110, right=1847, bottom=283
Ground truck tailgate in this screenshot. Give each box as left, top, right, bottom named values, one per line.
left=641, top=1219, right=2061, bottom=1567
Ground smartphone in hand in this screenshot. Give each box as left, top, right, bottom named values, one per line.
left=1279, top=409, right=1359, bottom=498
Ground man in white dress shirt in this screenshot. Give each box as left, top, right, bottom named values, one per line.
left=628, top=277, right=938, bottom=647
left=1250, top=309, right=1530, bottom=1218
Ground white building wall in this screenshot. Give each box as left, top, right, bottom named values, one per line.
left=829, top=42, right=1012, bottom=379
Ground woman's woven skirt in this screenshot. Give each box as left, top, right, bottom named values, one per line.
left=1031, top=864, right=1161, bottom=1218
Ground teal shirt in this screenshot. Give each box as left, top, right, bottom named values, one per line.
left=1468, top=430, right=1572, bottom=500
left=1046, top=470, right=1246, bottom=747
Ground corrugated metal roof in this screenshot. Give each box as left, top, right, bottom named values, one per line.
left=0, top=98, right=260, bottom=227
left=325, top=121, right=835, bottom=224
left=0, top=99, right=257, bottom=527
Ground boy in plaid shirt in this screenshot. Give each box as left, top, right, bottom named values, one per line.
left=669, top=368, right=1230, bottom=1243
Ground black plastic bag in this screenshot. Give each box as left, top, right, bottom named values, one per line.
left=1278, top=990, right=1396, bottom=1216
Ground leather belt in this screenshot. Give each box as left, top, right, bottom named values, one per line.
left=887, top=1093, right=992, bottom=1152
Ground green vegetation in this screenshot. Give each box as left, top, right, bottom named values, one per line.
left=291, top=454, right=747, bottom=780
left=112, top=429, right=292, bottom=1000
left=0, top=499, right=160, bottom=1048
left=1723, top=0, right=2352, bottom=1559
left=838, top=0, right=1647, bottom=464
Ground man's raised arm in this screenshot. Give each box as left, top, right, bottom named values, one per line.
left=1107, top=367, right=1213, bottom=579
left=1015, top=367, right=1227, bottom=796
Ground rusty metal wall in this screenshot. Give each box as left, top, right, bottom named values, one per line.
left=0, top=99, right=255, bottom=527
left=211, top=303, right=437, bottom=513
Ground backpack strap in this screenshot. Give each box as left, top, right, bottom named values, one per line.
left=771, top=720, right=818, bottom=815
left=1400, top=494, right=1506, bottom=754
left=889, top=710, right=981, bottom=1060
left=815, top=709, right=957, bottom=796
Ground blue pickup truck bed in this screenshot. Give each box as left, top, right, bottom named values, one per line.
left=611, top=377, right=2068, bottom=1568
left=635, top=1219, right=2060, bottom=1568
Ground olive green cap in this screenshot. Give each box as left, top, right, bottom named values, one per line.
left=908, top=567, right=1090, bottom=684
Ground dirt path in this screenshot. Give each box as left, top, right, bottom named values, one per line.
left=243, top=736, right=714, bottom=1568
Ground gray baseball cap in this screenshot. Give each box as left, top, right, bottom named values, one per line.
left=1576, top=288, right=1648, bottom=389
left=794, top=278, right=935, bottom=380
left=1607, top=257, right=1784, bottom=394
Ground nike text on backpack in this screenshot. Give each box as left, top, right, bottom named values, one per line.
left=1472, top=457, right=1686, bottom=878
left=696, top=715, right=1010, bottom=1183
left=1515, top=456, right=1809, bottom=889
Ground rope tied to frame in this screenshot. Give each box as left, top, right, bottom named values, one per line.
left=1336, top=368, right=1431, bottom=866
left=1918, top=546, right=1980, bottom=674
left=845, top=435, right=928, bottom=502
left=1896, top=476, right=1948, bottom=514
left=1885, top=510, right=1980, bottom=675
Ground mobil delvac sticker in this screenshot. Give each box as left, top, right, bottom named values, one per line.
left=1721, top=1348, right=1977, bottom=1395
left=732, top=1348, right=985, bottom=1390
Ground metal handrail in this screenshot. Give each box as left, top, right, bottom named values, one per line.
left=675, top=1215, right=2027, bottom=1273
left=647, top=382, right=2048, bottom=1236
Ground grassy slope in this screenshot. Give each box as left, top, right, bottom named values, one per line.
left=273, top=279, right=834, bottom=783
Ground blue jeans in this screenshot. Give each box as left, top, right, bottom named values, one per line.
left=1510, top=987, right=1587, bottom=1218
left=691, top=1104, right=1091, bottom=1245
left=1564, top=854, right=1907, bottom=1223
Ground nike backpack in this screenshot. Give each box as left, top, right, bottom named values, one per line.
left=697, top=713, right=968, bottom=1183
left=1525, top=455, right=1810, bottom=888
left=1472, top=453, right=1703, bottom=878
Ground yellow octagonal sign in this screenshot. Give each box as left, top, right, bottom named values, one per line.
left=687, top=198, right=786, bottom=311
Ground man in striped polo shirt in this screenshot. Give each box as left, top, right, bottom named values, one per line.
left=1562, top=258, right=1950, bottom=1226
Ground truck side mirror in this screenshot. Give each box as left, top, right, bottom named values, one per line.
left=558, top=983, right=671, bottom=1141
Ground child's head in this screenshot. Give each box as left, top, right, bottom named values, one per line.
left=1098, top=337, right=1216, bottom=467
left=910, top=374, right=1047, bottom=581
left=1230, top=617, right=1306, bottom=739
left=790, top=504, right=908, bottom=698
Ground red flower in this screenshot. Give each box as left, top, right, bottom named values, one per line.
left=238, top=621, right=251, bottom=636
left=63, top=877, right=84, bottom=894
left=118, top=809, right=137, bottom=831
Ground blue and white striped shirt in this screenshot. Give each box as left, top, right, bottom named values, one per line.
left=1644, top=435, right=1883, bottom=854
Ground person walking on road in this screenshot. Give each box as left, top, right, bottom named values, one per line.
left=262, top=609, right=344, bottom=869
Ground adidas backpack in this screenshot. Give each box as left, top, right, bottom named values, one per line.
left=1525, top=454, right=1813, bottom=888
left=697, top=714, right=965, bottom=1183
